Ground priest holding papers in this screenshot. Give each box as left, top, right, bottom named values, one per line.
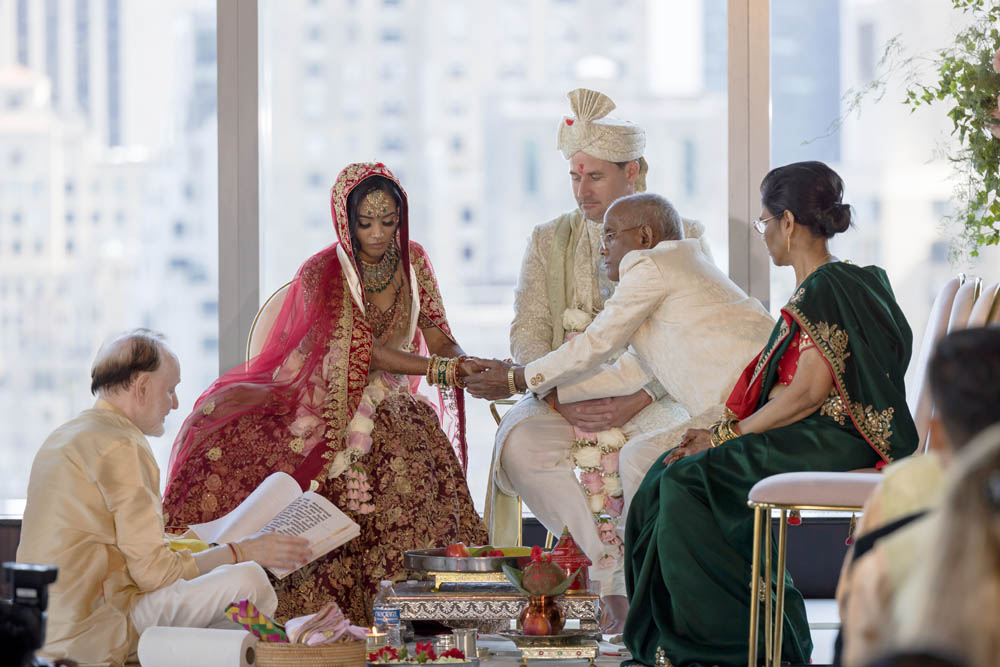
left=16, top=330, right=310, bottom=667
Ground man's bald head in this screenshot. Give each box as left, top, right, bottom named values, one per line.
left=91, top=329, right=172, bottom=396
left=605, top=193, right=684, bottom=245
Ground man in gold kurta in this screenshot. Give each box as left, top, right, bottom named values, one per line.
left=17, top=330, right=310, bottom=666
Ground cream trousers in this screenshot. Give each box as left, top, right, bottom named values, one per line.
left=129, top=562, right=277, bottom=639
left=500, top=410, right=679, bottom=597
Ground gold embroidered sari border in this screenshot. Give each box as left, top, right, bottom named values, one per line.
left=784, top=304, right=893, bottom=463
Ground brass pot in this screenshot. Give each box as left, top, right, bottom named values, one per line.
left=518, top=595, right=565, bottom=635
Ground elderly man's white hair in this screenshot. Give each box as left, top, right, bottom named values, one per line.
left=606, top=193, right=685, bottom=241
left=91, top=328, right=170, bottom=395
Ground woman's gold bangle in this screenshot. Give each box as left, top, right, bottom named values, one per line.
left=710, top=419, right=740, bottom=447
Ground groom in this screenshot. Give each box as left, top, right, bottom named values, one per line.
left=488, top=88, right=713, bottom=631
left=466, top=192, right=773, bottom=606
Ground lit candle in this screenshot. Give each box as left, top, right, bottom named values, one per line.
left=366, top=626, right=388, bottom=651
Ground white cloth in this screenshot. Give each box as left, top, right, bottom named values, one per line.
left=130, top=562, right=277, bottom=639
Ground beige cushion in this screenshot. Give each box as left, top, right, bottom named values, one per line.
left=748, top=471, right=882, bottom=508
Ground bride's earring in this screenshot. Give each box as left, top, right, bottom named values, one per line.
left=786, top=230, right=792, bottom=254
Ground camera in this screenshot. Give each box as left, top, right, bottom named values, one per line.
left=1, top=562, right=59, bottom=667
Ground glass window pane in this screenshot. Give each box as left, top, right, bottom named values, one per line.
left=0, top=1, right=218, bottom=500
left=260, top=0, right=728, bottom=511
left=770, top=0, right=1000, bottom=390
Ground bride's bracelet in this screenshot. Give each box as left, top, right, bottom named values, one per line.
left=710, top=419, right=741, bottom=448
left=426, top=355, right=464, bottom=388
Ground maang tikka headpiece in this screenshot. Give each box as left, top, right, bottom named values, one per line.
left=363, top=189, right=393, bottom=218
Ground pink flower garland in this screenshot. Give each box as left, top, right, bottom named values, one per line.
left=571, top=427, right=626, bottom=566
left=561, top=308, right=627, bottom=566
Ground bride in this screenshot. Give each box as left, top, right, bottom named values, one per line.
left=163, top=162, right=487, bottom=623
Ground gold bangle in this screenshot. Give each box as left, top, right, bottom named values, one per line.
left=455, top=355, right=468, bottom=389
left=426, top=355, right=437, bottom=386
left=710, top=419, right=740, bottom=447
left=507, top=367, right=518, bottom=396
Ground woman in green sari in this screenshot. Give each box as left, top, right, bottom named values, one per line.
left=622, top=161, right=918, bottom=667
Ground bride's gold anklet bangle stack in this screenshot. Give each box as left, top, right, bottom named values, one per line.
left=426, top=355, right=467, bottom=389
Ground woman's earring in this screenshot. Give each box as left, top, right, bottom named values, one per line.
left=785, top=231, right=792, bottom=254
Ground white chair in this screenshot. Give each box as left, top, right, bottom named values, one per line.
left=745, top=274, right=992, bottom=667
left=246, top=281, right=292, bottom=361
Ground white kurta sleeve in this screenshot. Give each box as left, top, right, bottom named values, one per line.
left=556, top=348, right=654, bottom=403
left=524, top=252, right=665, bottom=396
left=510, top=227, right=556, bottom=364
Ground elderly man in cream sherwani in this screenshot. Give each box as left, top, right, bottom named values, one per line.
left=17, top=330, right=310, bottom=666
left=469, top=194, right=773, bottom=627
left=488, top=89, right=712, bottom=627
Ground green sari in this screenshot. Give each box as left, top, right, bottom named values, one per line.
left=622, top=262, right=917, bottom=667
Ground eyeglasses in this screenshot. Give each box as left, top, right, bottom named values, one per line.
left=752, top=214, right=779, bottom=234
left=600, top=225, right=642, bottom=247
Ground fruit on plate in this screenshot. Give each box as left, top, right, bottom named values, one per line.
left=443, top=542, right=469, bottom=558
left=469, top=544, right=505, bottom=557
left=468, top=545, right=533, bottom=557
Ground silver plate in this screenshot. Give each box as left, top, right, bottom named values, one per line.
left=404, top=548, right=529, bottom=573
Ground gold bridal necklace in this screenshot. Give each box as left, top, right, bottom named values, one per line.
left=360, top=241, right=399, bottom=294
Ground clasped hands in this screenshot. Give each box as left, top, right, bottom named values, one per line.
left=457, top=358, right=652, bottom=432
left=458, top=357, right=520, bottom=400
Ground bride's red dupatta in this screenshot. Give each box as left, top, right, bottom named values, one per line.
left=163, top=162, right=467, bottom=529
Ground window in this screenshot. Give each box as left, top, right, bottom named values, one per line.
left=0, top=1, right=218, bottom=500
left=770, top=0, right=1000, bottom=389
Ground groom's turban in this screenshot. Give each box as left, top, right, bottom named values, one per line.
left=556, top=88, right=648, bottom=192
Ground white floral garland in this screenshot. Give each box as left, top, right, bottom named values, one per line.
left=562, top=308, right=627, bottom=568
left=289, top=375, right=392, bottom=516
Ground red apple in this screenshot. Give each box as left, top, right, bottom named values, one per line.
left=444, top=542, right=469, bottom=558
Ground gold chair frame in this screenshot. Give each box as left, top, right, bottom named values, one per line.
left=746, top=497, right=866, bottom=667
left=487, top=398, right=556, bottom=549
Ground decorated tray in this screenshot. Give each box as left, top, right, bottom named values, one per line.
left=499, top=629, right=602, bottom=647
left=404, top=547, right=531, bottom=573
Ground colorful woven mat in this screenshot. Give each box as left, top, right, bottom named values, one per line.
left=224, top=598, right=289, bottom=643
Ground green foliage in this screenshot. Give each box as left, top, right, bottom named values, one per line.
left=904, top=0, right=1000, bottom=257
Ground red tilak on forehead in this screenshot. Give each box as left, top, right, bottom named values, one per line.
left=577, top=163, right=585, bottom=174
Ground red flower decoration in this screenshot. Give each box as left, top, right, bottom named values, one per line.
left=530, top=545, right=543, bottom=562
left=368, top=646, right=400, bottom=663
left=565, top=118, right=574, bottom=125
left=441, top=648, right=466, bottom=660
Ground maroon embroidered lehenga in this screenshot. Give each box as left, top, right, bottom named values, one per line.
left=163, top=162, right=486, bottom=623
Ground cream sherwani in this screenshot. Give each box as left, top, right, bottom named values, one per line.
left=17, top=400, right=275, bottom=666
left=489, top=209, right=712, bottom=593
